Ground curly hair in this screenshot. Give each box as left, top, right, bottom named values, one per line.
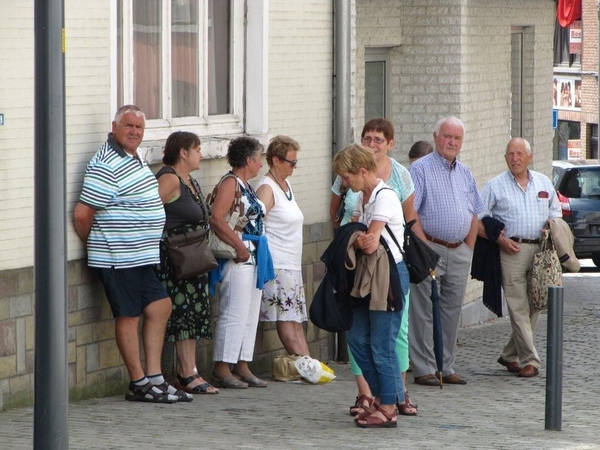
left=227, top=136, right=263, bottom=168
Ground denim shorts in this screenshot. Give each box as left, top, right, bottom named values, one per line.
left=94, top=265, right=169, bottom=318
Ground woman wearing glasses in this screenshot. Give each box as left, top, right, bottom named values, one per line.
left=329, top=118, right=419, bottom=417
left=256, top=136, right=310, bottom=356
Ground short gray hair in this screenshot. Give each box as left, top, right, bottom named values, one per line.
left=506, top=137, right=532, bottom=155
left=114, top=104, right=146, bottom=123
left=434, top=116, right=465, bottom=135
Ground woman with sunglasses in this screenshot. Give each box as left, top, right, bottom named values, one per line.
left=256, top=136, right=310, bottom=356
left=329, top=118, right=419, bottom=417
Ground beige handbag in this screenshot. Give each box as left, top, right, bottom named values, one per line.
left=530, top=229, right=562, bottom=312
left=206, top=174, right=249, bottom=259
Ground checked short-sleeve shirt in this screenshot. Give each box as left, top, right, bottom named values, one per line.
left=410, top=151, right=484, bottom=242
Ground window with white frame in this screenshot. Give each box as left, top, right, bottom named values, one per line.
left=116, top=0, right=245, bottom=139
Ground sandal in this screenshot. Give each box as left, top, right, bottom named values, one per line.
left=397, top=401, right=418, bottom=416
left=354, top=401, right=378, bottom=423
left=356, top=406, right=397, bottom=428
left=350, top=395, right=374, bottom=417
left=176, top=374, right=219, bottom=395
left=125, top=381, right=177, bottom=404
left=155, top=381, right=193, bottom=402
left=397, top=391, right=418, bottom=416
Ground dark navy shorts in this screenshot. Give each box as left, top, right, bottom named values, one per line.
left=94, top=265, right=169, bottom=318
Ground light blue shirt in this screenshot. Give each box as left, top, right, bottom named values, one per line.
left=331, top=158, right=414, bottom=225
left=410, top=151, right=485, bottom=242
left=480, top=170, right=562, bottom=239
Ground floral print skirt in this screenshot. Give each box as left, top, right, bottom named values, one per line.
left=259, top=268, right=307, bottom=323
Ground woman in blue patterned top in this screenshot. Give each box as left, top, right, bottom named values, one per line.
left=330, top=118, right=419, bottom=417
left=210, top=137, right=269, bottom=389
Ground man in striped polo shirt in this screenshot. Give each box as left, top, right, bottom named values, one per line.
left=73, top=105, right=189, bottom=403
left=478, top=138, right=561, bottom=378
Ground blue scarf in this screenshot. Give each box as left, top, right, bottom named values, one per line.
left=209, top=234, right=275, bottom=296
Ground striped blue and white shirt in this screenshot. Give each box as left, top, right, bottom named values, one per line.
left=480, top=170, right=562, bottom=240
left=79, top=134, right=166, bottom=268
left=410, top=151, right=485, bottom=242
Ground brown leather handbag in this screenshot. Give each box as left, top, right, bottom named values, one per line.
left=165, top=228, right=218, bottom=280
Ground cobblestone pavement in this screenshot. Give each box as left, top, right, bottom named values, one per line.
left=1, top=263, right=599, bottom=449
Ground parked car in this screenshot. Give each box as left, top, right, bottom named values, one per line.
left=552, top=160, right=600, bottom=267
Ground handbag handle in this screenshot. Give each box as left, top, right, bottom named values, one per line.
left=206, top=173, right=246, bottom=218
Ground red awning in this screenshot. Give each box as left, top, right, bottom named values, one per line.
left=557, top=0, right=582, bottom=28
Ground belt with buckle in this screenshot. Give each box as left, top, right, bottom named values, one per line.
left=424, top=233, right=463, bottom=249
left=510, top=237, right=540, bottom=244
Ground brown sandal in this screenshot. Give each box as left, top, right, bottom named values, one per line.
left=356, top=406, right=397, bottom=428
left=349, top=395, right=373, bottom=417
left=397, top=391, right=418, bottom=416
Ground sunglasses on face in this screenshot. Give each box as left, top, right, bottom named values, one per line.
left=280, top=157, right=298, bottom=167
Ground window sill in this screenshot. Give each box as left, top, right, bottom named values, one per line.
left=139, top=132, right=271, bottom=165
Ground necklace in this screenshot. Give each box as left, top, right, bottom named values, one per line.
left=268, top=170, right=292, bottom=201
left=172, top=168, right=199, bottom=198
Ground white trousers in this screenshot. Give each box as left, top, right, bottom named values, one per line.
left=213, top=261, right=262, bottom=363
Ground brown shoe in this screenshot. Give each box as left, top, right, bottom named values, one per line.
left=442, top=373, right=467, bottom=385
left=518, top=365, right=539, bottom=378
left=497, top=357, right=521, bottom=373
left=414, top=373, right=441, bottom=386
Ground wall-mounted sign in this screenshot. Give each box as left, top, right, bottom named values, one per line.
left=568, top=139, right=583, bottom=160
left=553, top=75, right=581, bottom=111
left=570, top=21, right=582, bottom=54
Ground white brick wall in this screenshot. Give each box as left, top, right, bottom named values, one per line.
left=0, top=3, right=35, bottom=270
left=266, top=0, right=334, bottom=224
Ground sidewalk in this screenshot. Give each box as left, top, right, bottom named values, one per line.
left=1, top=264, right=599, bottom=449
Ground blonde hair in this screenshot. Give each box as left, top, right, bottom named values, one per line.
left=332, top=144, right=377, bottom=175
left=266, top=135, right=300, bottom=166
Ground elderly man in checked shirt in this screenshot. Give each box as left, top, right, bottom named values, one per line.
left=408, top=117, right=485, bottom=387
left=477, top=138, right=561, bottom=378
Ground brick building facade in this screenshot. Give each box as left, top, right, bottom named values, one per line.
left=0, top=0, right=556, bottom=409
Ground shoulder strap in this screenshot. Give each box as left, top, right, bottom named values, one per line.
left=206, top=173, right=245, bottom=217
left=371, top=186, right=406, bottom=258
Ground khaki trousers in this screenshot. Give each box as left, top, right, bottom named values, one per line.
left=499, top=243, right=541, bottom=368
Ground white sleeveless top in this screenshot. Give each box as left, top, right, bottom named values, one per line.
left=255, top=175, right=304, bottom=270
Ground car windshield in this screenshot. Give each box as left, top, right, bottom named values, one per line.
left=561, top=167, right=600, bottom=198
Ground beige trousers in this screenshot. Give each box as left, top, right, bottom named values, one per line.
left=499, top=243, right=541, bottom=368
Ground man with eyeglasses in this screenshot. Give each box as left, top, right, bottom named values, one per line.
left=73, top=105, right=189, bottom=404
left=408, top=116, right=484, bottom=387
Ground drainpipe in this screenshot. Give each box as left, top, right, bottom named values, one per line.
left=334, top=0, right=352, bottom=152
left=334, top=0, right=352, bottom=362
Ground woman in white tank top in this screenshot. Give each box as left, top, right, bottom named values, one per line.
left=256, top=135, right=310, bottom=356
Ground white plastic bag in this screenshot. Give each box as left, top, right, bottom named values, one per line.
left=294, top=356, right=336, bottom=384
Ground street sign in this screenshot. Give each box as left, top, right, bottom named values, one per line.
left=552, top=109, right=558, bottom=129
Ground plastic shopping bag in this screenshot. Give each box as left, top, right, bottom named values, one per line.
left=294, top=356, right=336, bottom=384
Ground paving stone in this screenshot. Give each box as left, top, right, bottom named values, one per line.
left=0, top=265, right=599, bottom=449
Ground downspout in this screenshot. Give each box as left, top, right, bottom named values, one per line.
left=333, top=0, right=352, bottom=362
left=334, top=0, right=352, bottom=153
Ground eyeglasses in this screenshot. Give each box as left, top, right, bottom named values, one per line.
left=362, top=136, right=387, bottom=145
left=280, top=157, right=298, bottom=167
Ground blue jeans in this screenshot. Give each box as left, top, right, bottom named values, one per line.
left=346, top=261, right=408, bottom=405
